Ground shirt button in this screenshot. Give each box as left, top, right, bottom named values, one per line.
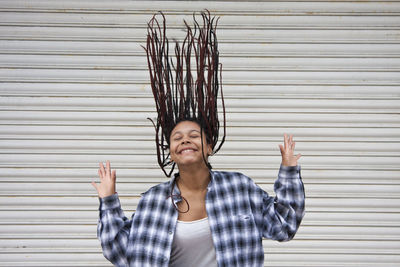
left=168, top=231, right=173, bottom=235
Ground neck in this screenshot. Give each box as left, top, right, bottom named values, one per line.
left=177, top=164, right=210, bottom=192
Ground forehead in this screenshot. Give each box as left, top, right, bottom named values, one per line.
left=171, top=121, right=201, bottom=135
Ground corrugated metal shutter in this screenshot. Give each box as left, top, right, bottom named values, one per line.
left=0, top=0, right=399, bottom=266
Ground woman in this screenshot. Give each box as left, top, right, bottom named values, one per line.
left=92, top=11, right=305, bottom=267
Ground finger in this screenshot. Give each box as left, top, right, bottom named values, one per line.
left=99, top=162, right=105, bottom=176
left=283, top=133, right=288, bottom=149
left=296, top=153, right=302, bottom=160
left=112, top=170, right=117, bottom=181
left=106, top=160, right=111, bottom=176
left=287, top=134, right=292, bottom=151
left=98, top=169, right=103, bottom=180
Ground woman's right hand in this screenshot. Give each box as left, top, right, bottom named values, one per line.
left=91, top=160, right=116, bottom=198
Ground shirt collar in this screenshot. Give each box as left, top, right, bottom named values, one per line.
left=169, top=170, right=215, bottom=204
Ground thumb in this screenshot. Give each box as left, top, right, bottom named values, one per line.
left=112, top=170, right=116, bottom=181
left=278, top=144, right=284, bottom=155
left=91, top=181, right=99, bottom=191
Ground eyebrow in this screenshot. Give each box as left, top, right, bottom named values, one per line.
left=171, top=129, right=201, bottom=137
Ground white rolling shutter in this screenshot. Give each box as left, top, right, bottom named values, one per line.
left=0, top=1, right=399, bottom=266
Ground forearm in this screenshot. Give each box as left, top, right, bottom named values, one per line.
left=272, top=164, right=305, bottom=240
left=98, top=193, right=131, bottom=266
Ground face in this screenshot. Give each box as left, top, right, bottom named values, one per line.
left=169, top=121, right=212, bottom=167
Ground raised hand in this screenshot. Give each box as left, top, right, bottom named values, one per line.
left=279, top=134, right=301, bottom=167
left=91, top=160, right=116, bottom=198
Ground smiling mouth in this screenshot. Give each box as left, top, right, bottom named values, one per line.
left=180, top=148, right=197, bottom=154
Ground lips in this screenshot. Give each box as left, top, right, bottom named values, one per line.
left=178, top=147, right=198, bottom=154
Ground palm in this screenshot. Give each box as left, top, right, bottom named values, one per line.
left=279, top=134, right=301, bottom=167
left=91, top=160, right=116, bottom=198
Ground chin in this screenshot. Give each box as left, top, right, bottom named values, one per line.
left=176, top=157, right=204, bottom=167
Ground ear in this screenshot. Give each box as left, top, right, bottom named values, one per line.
left=207, top=144, right=213, bottom=156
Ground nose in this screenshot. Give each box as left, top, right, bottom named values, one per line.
left=181, top=138, right=190, bottom=144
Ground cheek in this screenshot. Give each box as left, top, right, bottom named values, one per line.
left=169, top=143, right=177, bottom=154
left=169, top=141, right=181, bottom=158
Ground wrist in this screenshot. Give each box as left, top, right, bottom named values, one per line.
left=281, top=161, right=297, bottom=167
left=99, top=190, right=116, bottom=199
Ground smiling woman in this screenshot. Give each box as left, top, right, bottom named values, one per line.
left=92, top=10, right=305, bottom=267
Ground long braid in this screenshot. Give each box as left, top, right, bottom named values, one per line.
left=143, top=10, right=225, bottom=177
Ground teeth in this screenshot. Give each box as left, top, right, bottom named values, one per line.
left=181, top=149, right=194, bottom=153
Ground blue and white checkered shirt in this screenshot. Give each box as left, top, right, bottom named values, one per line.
left=97, top=165, right=305, bottom=267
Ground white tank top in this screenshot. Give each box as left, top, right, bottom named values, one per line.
left=169, top=217, right=218, bottom=267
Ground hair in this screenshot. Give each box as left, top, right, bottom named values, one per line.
left=143, top=10, right=226, bottom=177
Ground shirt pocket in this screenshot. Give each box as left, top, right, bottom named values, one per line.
left=231, top=213, right=256, bottom=233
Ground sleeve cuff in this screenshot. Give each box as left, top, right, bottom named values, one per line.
left=99, top=193, right=121, bottom=211
left=278, top=164, right=301, bottom=179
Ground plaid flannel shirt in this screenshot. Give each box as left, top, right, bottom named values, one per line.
left=97, top=165, right=305, bottom=267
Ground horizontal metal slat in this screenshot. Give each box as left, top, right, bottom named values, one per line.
left=0, top=167, right=398, bottom=185
left=1, top=225, right=400, bottom=240
left=1, top=196, right=399, bottom=212
left=0, top=154, right=399, bottom=171
left=1, top=140, right=399, bottom=157
left=1, top=239, right=398, bottom=255
left=1, top=111, right=399, bottom=127
left=0, top=252, right=399, bottom=266
left=1, top=26, right=399, bottom=43
left=1, top=41, right=399, bottom=57
left=1, top=181, right=399, bottom=199
left=2, top=83, right=399, bottom=98
left=1, top=97, right=399, bottom=113
left=2, top=69, right=400, bottom=85
left=2, top=125, right=399, bottom=142
left=2, top=55, right=400, bottom=72
left=1, top=0, right=400, bottom=15
left=1, top=12, right=400, bottom=29
left=1, top=210, right=399, bottom=228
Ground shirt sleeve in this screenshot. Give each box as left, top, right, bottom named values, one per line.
left=97, top=193, right=132, bottom=266
left=252, top=165, right=305, bottom=242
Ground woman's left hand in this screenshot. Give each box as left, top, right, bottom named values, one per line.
left=279, top=133, right=302, bottom=167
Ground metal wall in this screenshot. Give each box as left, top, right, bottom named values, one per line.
left=0, top=0, right=399, bottom=266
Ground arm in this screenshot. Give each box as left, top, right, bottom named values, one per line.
left=97, top=193, right=132, bottom=266
left=92, top=161, right=131, bottom=266
left=252, top=134, right=305, bottom=241
left=262, top=164, right=305, bottom=241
